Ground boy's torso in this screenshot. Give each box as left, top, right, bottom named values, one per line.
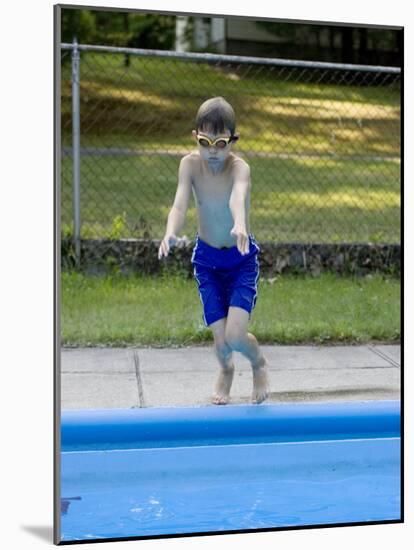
left=186, top=151, right=251, bottom=249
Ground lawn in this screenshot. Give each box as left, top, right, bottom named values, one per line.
left=60, top=153, right=400, bottom=243
left=61, top=271, right=400, bottom=347
left=61, top=51, right=400, bottom=159
left=60, top=52, right=401, bottom=243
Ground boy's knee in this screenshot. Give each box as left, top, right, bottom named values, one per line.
left=224, top=328, right=246, bottom=352
left=214, top=338, right=232, bottom=360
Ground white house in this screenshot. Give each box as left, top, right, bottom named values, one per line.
left=176, top=16, right=291, bottom=55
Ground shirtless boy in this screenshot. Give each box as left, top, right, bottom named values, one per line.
left=158, top=96, right=269, bottom=405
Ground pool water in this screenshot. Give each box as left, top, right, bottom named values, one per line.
left=60, top=401, right=401, bottom=542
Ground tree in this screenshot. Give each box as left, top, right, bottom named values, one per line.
left=61, top=8, right=96, bottom=44
left=61, top=9, right=178, bottom=68
left=127, top=13, right=176, bottom=50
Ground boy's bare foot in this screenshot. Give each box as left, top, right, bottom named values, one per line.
left=251, top=353, right=270, bottom=404
left=212, top=364, right=235, bottom=405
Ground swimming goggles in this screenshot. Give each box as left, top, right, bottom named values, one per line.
left=196, top=134, right=235, bottom=149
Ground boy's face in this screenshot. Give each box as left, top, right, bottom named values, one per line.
left=192, top=127, right=237, bottom=165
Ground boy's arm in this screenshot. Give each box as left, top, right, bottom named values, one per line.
left=229, top=161, right=251, bottom=255
left=159, top=156, right=193, bottom=259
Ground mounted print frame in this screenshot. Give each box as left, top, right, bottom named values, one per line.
left=54, top=3, right=403, bottom=544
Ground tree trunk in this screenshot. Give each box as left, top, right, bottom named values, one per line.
left=396, top=29, right=403, bottom=67
left=341, top=27, right=354, bottom=64
left=124, top=13, right=130, bottom=67
left=359, top=28, right=367, bottom=64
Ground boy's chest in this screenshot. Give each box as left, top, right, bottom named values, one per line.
left=191, top=172, right=234, bottom=209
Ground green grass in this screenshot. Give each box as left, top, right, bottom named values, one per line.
left=61, top=153, right=400, bottom=242
left=61, top=52, right=400, bottom=156
left=61, top=271, right=400, bottom=346
left=61, top=53, right=401, bottom=243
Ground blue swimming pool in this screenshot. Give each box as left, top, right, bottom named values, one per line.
left=59, top=400, right=401, bottom=543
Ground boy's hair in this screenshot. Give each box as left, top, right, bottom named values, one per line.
left=195, top=97, right=236, bottom=137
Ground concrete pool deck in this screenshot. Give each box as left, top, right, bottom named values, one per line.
left=60, top=344, right=401, bottom=409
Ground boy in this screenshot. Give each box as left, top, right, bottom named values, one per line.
left=158, top=96, right=269, bottom=405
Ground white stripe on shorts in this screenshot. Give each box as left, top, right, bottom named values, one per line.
left=193, top=265, right=208, bottom=325
left=252, top=252, right=260, bottom=308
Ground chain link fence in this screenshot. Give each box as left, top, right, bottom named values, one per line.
left=60, top=42, right=401, bottom=256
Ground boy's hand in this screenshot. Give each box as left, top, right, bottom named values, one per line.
left=230, top=225, right=249, bottom=255
left=158, top=233, right=178, bottom=259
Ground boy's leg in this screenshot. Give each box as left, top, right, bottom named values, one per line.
left=225, top=306, right=269, bottom=404
left=209, top=317, right=235, bottom=405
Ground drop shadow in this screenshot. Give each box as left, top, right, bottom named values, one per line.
left=20, top=525, right=54, bottom=543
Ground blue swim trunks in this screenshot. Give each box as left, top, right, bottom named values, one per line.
left=190, top=233, right=261, bottom=326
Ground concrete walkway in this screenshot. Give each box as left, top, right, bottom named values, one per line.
left=60, top=344, right=401, bottom=409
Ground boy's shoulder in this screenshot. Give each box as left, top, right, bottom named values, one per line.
left=182, top=151, right=198, bottom=160
left=228, top=154, right=251, bottom=180
left=229, top=153, right=250, bottom=170
left=180, top=151, right=199, bottom=169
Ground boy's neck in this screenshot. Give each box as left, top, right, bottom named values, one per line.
left=201, top=152, right=232, bottom=175
left=207, top=159, right=225, bottom=175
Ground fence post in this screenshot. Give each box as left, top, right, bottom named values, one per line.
left=71, top=37, right=81, bottom=268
